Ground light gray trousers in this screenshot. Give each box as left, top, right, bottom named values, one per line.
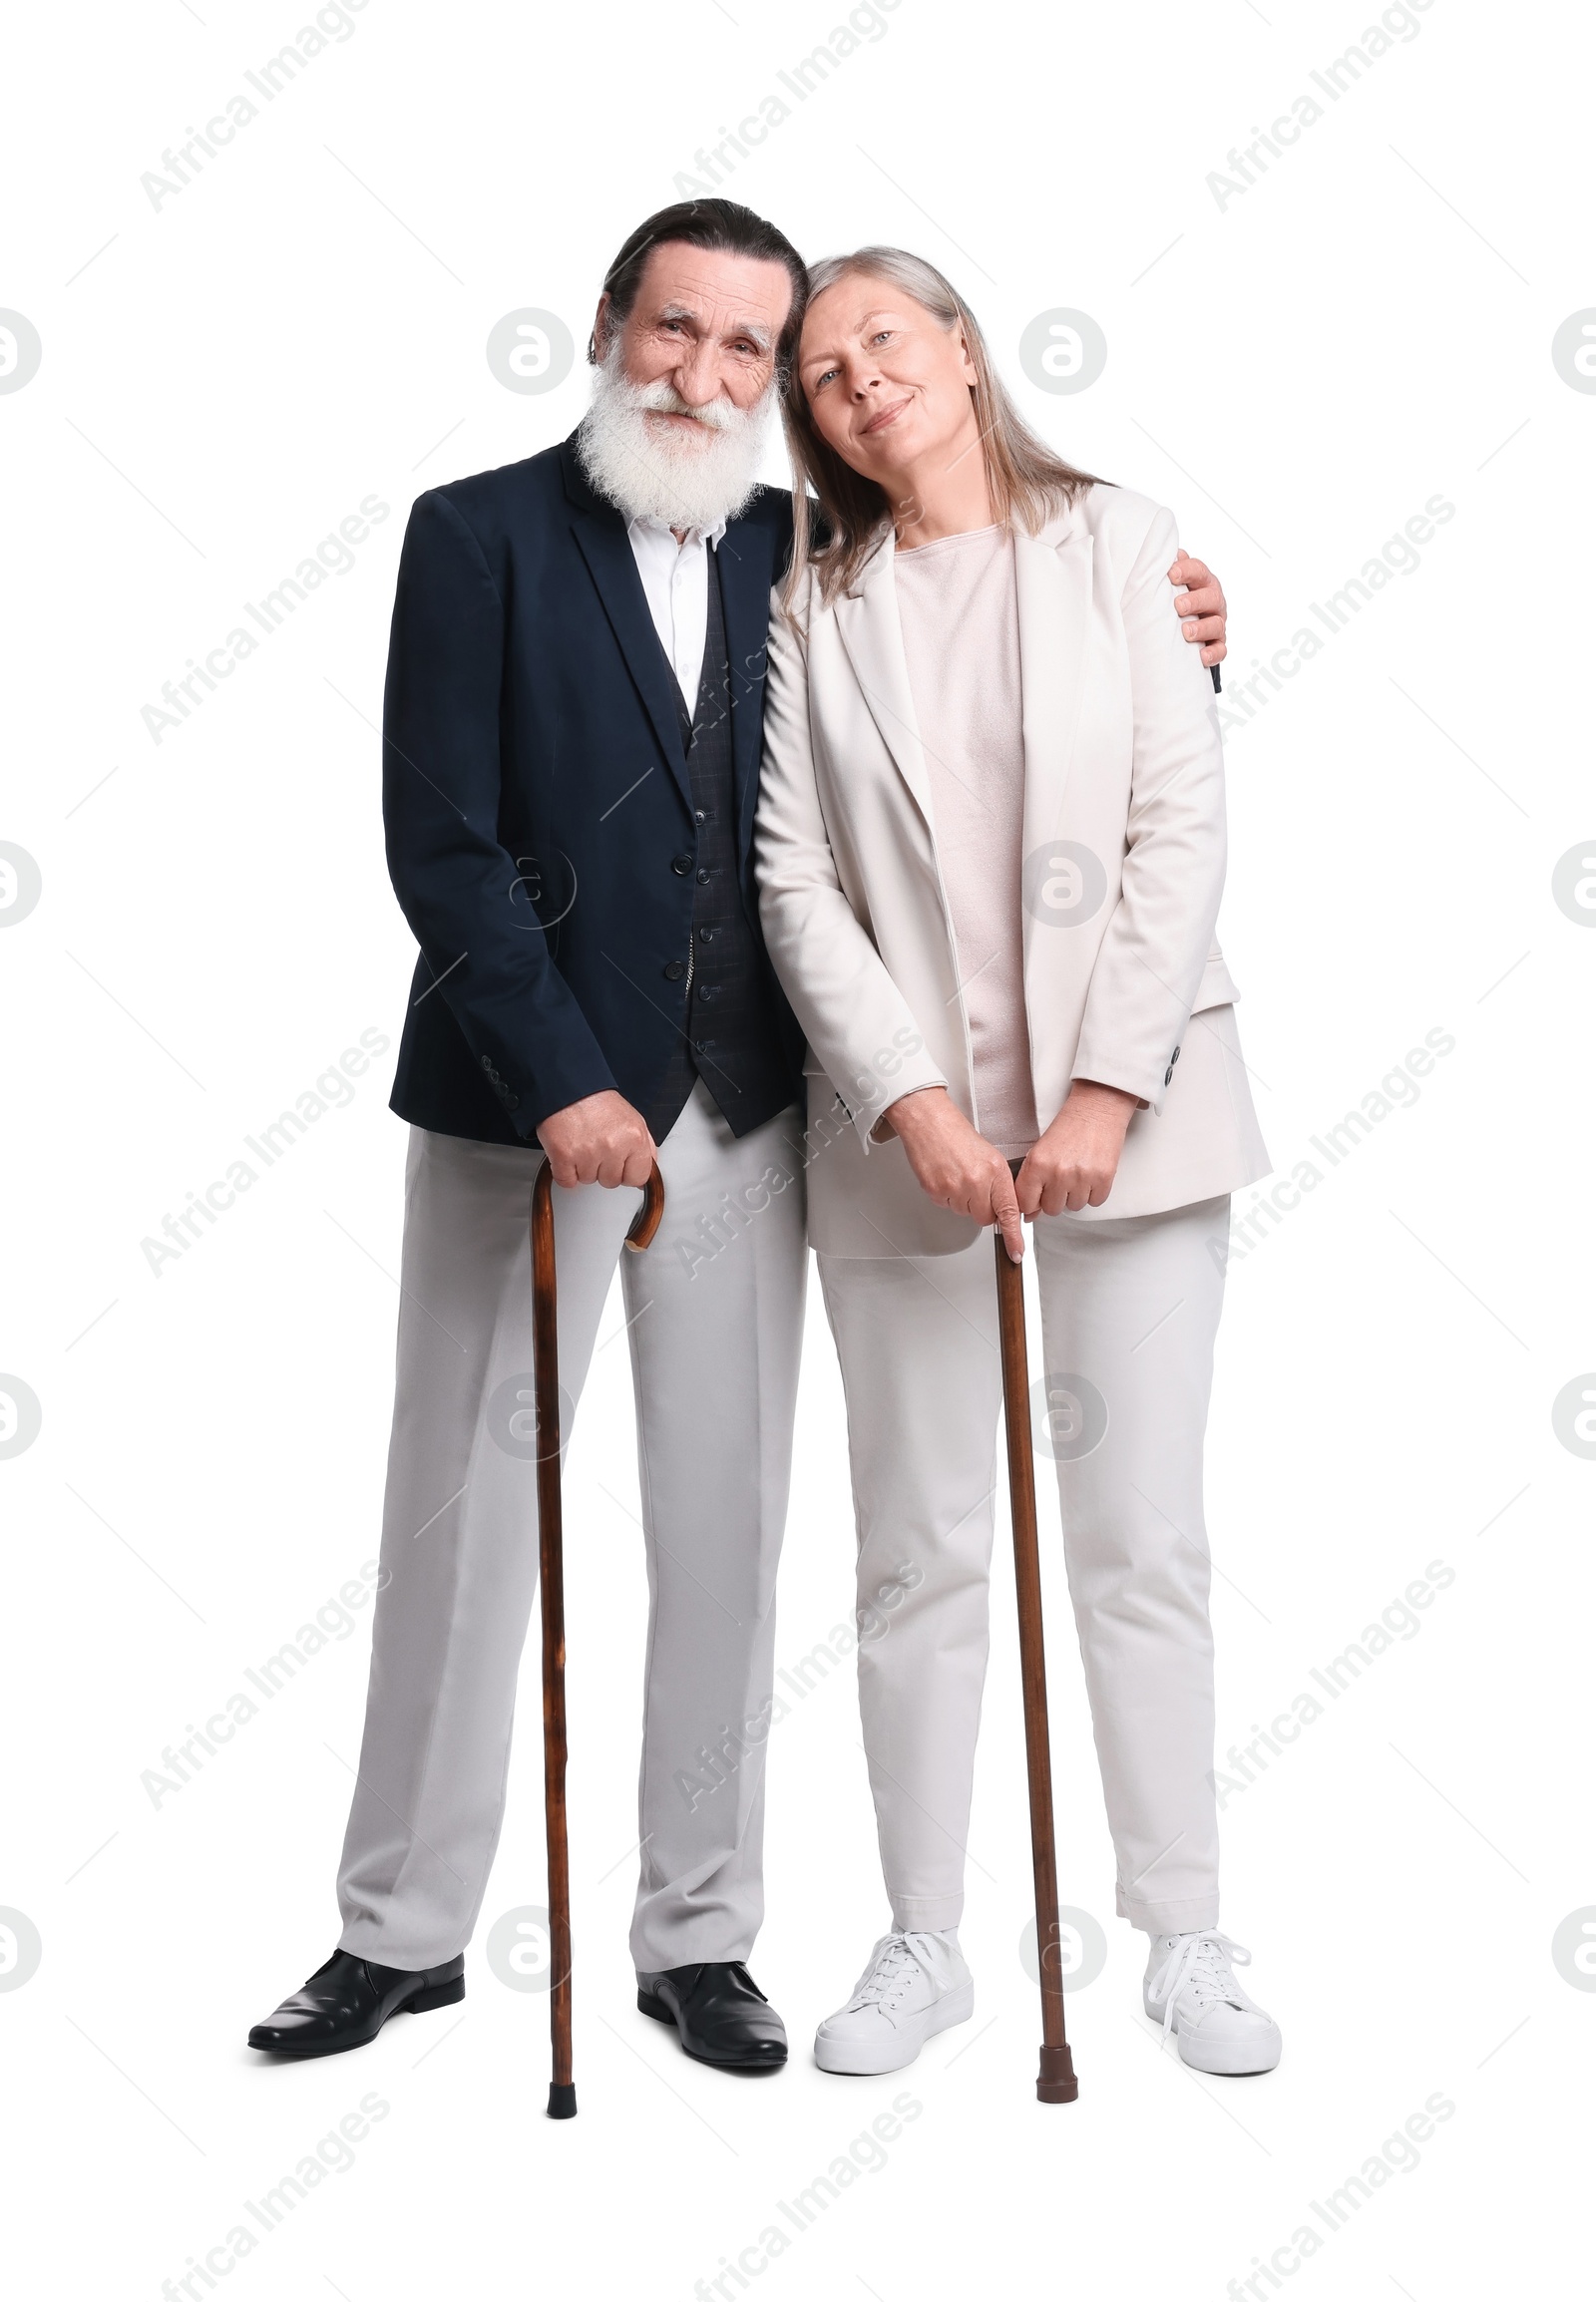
left=336, top=1084, right=807, bottom=1975
left=818, top=1194, right=1230, bottom=1940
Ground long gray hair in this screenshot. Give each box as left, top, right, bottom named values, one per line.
left=781, top=246, right=1103, bottom=609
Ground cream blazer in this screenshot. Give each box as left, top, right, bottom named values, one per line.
left=754, top=483, right=1271, bottom=1258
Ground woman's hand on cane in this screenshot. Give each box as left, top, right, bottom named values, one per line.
left=1014, top=1081, right=1139, bottom=1217
left=878, top=1086, right=1026, bottom=1262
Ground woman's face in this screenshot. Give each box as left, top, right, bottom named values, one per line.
left=797, top=274, right=980, bottom=492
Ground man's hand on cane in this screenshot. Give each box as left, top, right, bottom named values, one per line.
left=878, top=1086, right=1026, bottom=1263
left=537, top=1090, right=657, bottom=1189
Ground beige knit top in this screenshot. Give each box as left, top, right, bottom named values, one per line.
left=894, top=525, right=1039, bottom=1157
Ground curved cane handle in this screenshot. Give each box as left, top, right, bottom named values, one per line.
left=533, top=1157, right=663, bottom=1253
left=624, top=1161, right=665, bottom=1253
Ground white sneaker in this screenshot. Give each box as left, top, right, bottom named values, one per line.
left=814, top=1930, right=974, bottom=2075
left=1143, top=1930, right=1282, bottom=2076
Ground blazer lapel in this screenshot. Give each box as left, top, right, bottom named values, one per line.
left=561, top=444, right=692, bottom=811
left=1014, top=510, right=1092, bottom=853
left=827, top=509, right=1091, bottom=846
left=1015, top=509, right=1095, bottom=1106
left=712, top=515, right=776, bottom=860
left=832, top=530, right=935, bottom=825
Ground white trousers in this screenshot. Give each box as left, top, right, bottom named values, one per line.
left=818, top=1194, right=1229, bottom=1939
left=336, top=1084, right=807, bottom=1974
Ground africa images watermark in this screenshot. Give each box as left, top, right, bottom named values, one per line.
left=140, top=1560, right=386, bottom=1810
left=1204, top=0, right=1443, bottom=212
left=160, top=2091, right=390, bottom=2300
left=671, top=1566, right=922, bottom=1813
left=1217, top=494, right=1455, bottom=740
left=140, top=0, right=380, bottom=213
left=1216, top=1025, right=1455, bottom=1268
left=1211, top=1557, right=1455, bottom=1810
left=670, top=0, right=907, bottom=196
left=671, top=1031, right=925, bottom=1280
left=139, top=1028, right=390, bottom=1279
left=140, top=495, right=391, bottom=746
left=1225, top=2092, right=1454, bottom=2298
left=692, top=2093, right=924, bottom=2299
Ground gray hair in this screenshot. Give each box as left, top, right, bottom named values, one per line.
left=781, top=246, right=1104, bottom=609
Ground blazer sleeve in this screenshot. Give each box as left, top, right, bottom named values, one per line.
left=382, top=491, right=617, bottom=1134
left=1070, top=504, right=1227, bottom=1116
left=755, top=585, right=947, bottom=1148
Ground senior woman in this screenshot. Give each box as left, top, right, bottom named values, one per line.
left=755, top=248, right=1280, bottom=2082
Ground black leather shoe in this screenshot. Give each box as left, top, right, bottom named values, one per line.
left=636, top=1962, right=787, bottom=2073
left=247, top=1949, right=465, bottom=2059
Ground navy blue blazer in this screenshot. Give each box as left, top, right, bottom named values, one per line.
left=382, top=437, right=804, bottom=1143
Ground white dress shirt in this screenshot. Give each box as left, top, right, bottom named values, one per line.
left=626, top=514, right=727, bottom=713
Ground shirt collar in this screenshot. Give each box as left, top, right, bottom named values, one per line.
left=626, top=512, right=727, bottom=552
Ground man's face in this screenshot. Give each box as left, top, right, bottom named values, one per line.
left=596, top=241, right=795, bottom=448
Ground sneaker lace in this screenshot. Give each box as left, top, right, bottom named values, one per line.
left=1146, top=1930, right=1255, bottom=2046
left=848, top=1932, right=940, bottom=2014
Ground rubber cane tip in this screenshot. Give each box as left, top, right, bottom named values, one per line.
left=1036, top=2045, right=1078, bottom=2105
left=547, top=2082, right=578, bottom=2119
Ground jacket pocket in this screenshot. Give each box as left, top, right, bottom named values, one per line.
left=1193, top=947, right=1241, bottom=1012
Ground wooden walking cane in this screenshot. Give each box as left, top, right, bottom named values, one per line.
left=531, top=1157, right=665, bottom=2119
left=996, top=1164, right=1079, bottom=2106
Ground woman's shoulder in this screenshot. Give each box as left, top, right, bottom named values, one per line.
left=1069, top=479, right=1177, bottom=559
left=781, top=520, right=892, bottom=630
left=770, top=556, right=822, bottom=635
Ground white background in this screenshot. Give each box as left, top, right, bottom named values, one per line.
left=2, top=0, right=1592, bottom=2294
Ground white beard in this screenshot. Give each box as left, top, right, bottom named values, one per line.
left=577, top=345, right=774, bottom=532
